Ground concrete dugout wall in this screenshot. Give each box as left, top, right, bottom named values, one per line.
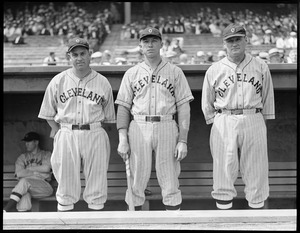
left=3, top=64, right=297, bottom=166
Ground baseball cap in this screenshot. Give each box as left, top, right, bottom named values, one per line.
left=139, top=27, right=162, bottom=41
left=223, top=24, right=246, bottom=40
left=196, top=51, right=205, bottom=57
left=259, top=51, right=269, bottom=60
left=268, top=48, right=280, bottom=57
left=22, top=132, right=40, bottom=142
left=91, top=51, right=102, bottom=58
left=67, top=37, right=89, bottom=53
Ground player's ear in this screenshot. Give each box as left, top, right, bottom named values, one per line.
left=89, top=49, right=93, bottom=56
left=244, top=36, right=249, bottom=43
left=66, top=52, right=71, bottom=60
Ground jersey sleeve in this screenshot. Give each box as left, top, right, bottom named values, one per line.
left=14, top=154, right=26, bottom=177
left=115, top=69, right=134, bottom=109
left=102, top=79, right=116, bottom=123
left=201, top=66, right=216, bottom=124
left=175, top=68, right=194, bottom=106
left=38, top=76, right=58, bottom=120
left=261, top=63, right=275, bottom=120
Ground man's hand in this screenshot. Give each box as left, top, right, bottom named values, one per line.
left=117, top=141, right=130, bottom=162
left=174, top=142, right=188, bottom=161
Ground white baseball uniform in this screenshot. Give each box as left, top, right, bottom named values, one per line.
left=38, top=68, right=116, bottom=211
left=11, top=149, right=53, bottom=211
left=115, top=60, right=194, bottom=208
left=201, top=53, right=275, bottom=207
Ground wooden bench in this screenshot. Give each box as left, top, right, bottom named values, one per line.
left=3, top=162, right=296, bottom=211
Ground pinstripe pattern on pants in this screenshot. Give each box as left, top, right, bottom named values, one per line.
left=51, top=126, right=110, bottom=210
left=127, top=119, right=181, bottom=207
left=210, top=112, right=269, bottom=205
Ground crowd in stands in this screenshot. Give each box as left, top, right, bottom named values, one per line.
left=3, top=2, right=118, bottom=48
left=121, top=5, right=297, bottom=47
left=3, top=2, right=297, bottom=65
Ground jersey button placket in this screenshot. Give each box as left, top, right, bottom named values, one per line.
left=150, top=73, right=156, bottom=115
left=77, top=81, right=83, bottom=124
left=236, top=68, right=243, bottom=109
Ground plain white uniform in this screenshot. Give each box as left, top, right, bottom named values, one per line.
left=115, top=60, right=194, bottom=207
left=201, top=53, right=275, bottom=207
left=38, top=68, right=115, bottom=211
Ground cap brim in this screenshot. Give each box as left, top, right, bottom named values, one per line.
left=223, top=34, right=245, bottom=40
left=68, top=44, right=89, bottom=53
left=140, top=35, right=161, bottom=41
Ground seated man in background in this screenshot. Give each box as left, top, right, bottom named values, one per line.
left=3, top=132, right=53, bottom=212
left=43, top=52, right=60, bottom=66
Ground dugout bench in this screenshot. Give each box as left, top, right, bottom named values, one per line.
left=3, top=161, right=296, bottom=211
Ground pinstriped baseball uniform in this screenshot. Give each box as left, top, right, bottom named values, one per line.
left=115, top=60, right=194, bottom=207
left=201, top=53, right=275, bottom=207
left=38, top=68, right=115, bottom=211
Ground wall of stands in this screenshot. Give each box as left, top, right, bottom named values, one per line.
left=3, top=64, right=297, bottom=166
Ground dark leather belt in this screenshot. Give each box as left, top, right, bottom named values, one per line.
left=145, top=115, right=175, bottom=122
left=217, top=108, right=261, bottom=115
left=72, top=124, right=90, bottom=130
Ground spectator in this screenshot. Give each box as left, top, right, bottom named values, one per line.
left=179, top=53, right=189, bottom=64
left=195, top=51, right=206, bottom=64
left=286, top=31, right=297, bottom=49
left=276, top=30, right=290, bottom=49
left=217, top=50, right=227, bottom=60
left=286, top=49, right=297, bottom=63
left=90, top=51, right=103, bottom=66
left=102, top=50, right=113, bottom=65
left=251, top=50, right=260, bottom=58
left=3, top=132, right=53, bottom=212
left=258, top=51, right=269, bottom=63
left=12, top=34, right=26, bottom=45
left=43, top=52, right=60, bottom=66
left=268, top=48, right=284, bottom=63
left=263, top=29, right=276, bottom=44
left=205, top=52, right=214, bottom=63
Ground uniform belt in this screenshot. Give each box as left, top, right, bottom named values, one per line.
left=133, top=115, right=175, bottom=122
left=217, top=108, right=261, bottom=115
left=60, top=122, right=102, bottom=130
left=72, top=124, right=90, bottom=130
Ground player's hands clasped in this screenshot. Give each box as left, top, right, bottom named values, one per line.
left=174, top=142, right=188, bottom=161
left=117, top=141, right=130, bottom=162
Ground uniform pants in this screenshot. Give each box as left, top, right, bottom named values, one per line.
left=11, top=178, right=53, bottom=211
left=127, top=120, right=181, bottom=207
left=51, top=126, right=110, bottom=211
left=210, top=112, right=269, bottom=205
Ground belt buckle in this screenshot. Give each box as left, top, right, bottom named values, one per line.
left=72, top=124, right=90, bottom=130
left=146, top=116, right=160, bottom=122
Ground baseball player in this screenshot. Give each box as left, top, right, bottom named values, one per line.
left=38, top=37, right=116, bottom=211
left=3, top=132, right=53, bottom=212
left=115, top=27, right=194, bottom=211
left=201, top=23, right=275, bottom=209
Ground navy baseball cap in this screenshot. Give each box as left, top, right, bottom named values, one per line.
left=22, top=132, right=40, bottom=142
left=139, top=27, right=162, bottom=41
left=223, top=24, right=246, bottom=40
left=67, top=37, right=89, bottom=53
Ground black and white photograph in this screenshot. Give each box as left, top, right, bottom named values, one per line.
left=3, top=1, right=297, bottom=230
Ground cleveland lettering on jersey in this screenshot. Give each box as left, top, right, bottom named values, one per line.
left=24, top=158, right=43, bottom=167
left=59, top=87, right=105, bottom=104
left=217, top=73, right=262, bottom=97
left=133, top=74, right=175, bottom=97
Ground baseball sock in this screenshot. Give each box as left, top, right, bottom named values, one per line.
left=4, top=199, right=18, bottom=212
left=165, top=204, right=181, bottom=211
left=4, top=192, right=22, bottom=212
